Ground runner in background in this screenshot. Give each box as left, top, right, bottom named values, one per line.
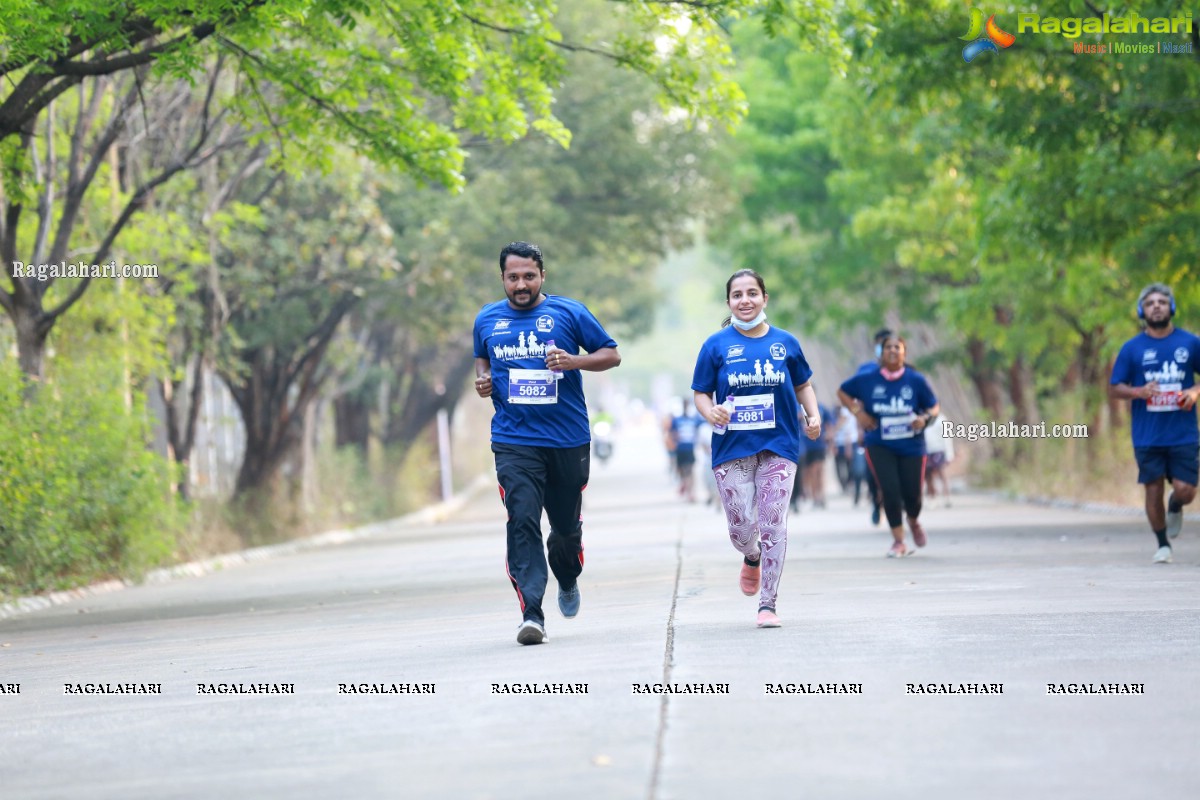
left=799, top=401, right=835, bottom=509
left=924, top=414, right=955, bottom=507
left=668, top=400, right=703, bottom=502
left=833, top=403, right=859, bottom=492
left=1109, top=282, right=1200, bottom=564
left=661, top=397, right=682, bottom=482
left=855, top=328, right=895, bottom=526
left=695, top=419, right=720, bottom=508
left=839, top=333, right=940, bottom=558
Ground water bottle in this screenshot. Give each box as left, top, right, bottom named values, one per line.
left=546, top=339, right=563, bottom=379
left=712, top=395, right=735, bottom=435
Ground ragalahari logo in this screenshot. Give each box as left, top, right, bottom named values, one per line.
left=960, top=7, right=1016, bottom=62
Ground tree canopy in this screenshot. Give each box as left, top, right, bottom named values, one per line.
left=713, top=0, right=1200, bottom=429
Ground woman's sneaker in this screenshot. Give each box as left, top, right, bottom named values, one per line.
left=740, top=559, right=761, bottom=595
left=887, top=541, right=909, bottom=558
left=756, top=608, right=782, bottom=628
left=1153, top=546, right=1173, bottom=564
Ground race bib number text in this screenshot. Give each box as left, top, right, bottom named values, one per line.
left=880, top=414, right=916, bottom=440
left=508, top=370, right=558, bottom=405
left=729, top=394, right=776, bottom=431
left=1148, top=383, right=1183, bottom=412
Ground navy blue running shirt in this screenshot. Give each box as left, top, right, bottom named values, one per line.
left=839, top=368, right=938, bottom=457
left=1111, top=328, right=1200, bottom=448
left=474, top=295, right=618, bottom=448
left=691, top=326, right=813, bottom=467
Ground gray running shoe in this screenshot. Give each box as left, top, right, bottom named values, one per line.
left=1153, top=546, right=1173, bottom=564
left=1166, top=508, right=1183, bottom=539
left=558, top=583, right=580, bottom=619
left=517, top=619, right=548, bottom=645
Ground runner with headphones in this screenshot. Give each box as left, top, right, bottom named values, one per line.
left=1110, top=283, right=1200, bottom=564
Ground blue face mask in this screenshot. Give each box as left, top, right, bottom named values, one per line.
left=874, top=343, right=883, bottom=359
left=731, top=310, right=767, bottom=331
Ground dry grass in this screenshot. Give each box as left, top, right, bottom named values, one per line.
left=967, top=411, right=1143, bottom=509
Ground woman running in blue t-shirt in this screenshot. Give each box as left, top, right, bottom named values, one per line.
left=838, top=335, right=940, bottom=558
left=692, top=269, right=822, bottom=629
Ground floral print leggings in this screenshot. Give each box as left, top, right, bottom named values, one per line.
left=712, top=452, right=797, bottom=610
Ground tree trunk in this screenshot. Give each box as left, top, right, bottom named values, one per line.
left=966, top=337, right=1005, bottom=420
left=1008, top=355, right=1037, bottom=427
left=1105, top=355, right=1124, bottom=431
left=232, top=386, right=302, bottom=504
left=300, top=399, right=319, bottom=516
left=1076, top=327, right=1109, bottom=435
left=224, top=296, right=354, bottom=504
left=384, top=350, right=474, bottom=451
left=12, top=301, right=47, bottom=385
left=333, top=392, right=371, bottom=453
left=159, top=354, right=206, bottom=500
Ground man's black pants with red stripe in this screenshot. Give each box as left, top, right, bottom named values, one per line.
left=493, top=442, right=589, bottom=625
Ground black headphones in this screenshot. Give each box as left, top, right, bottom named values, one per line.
left=1137, top=283, right=1176, bottom=319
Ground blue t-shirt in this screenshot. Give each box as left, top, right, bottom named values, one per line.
left=473, top=294, right=618, bottom=448
left=839, top=368, right=938, bottom=457
left=670, top=414, right=702, bottom=454
left=1110, top=328, right=1200, bottom=448
left=691, top=326, right=814, bottom=467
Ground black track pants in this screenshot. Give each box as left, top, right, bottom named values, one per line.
left=865, top=445, right=925, bottom=529
left=493, top=442, right=590, bottom=624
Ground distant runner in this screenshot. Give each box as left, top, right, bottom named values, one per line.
left=839, top=334, right=940, bottom=558
left=1109, top=283, right=1200, bottom=564
left=668, top=400, right=703, bottom=502
left=855, top=328, right=895, bottom=526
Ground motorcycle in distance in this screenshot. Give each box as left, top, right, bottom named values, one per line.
left=592, top=419, right=614, bottom=465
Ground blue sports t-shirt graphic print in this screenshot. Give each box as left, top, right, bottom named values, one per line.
left=691, top=326, right=813, bottom=467
left=473, top=295, right=617, bottom=449
left=839, top=369, right=937, bottom=458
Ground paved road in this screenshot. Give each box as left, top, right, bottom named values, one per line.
left=2, top=420, right=1198, bottom=799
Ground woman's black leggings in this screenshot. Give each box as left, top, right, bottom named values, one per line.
left=865, top=445, right=925, bottom=529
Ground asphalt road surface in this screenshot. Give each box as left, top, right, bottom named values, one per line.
left=2, top=419, right=1198, bottom=799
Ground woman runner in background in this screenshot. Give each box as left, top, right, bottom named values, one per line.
left=838, top=334, right=940, bottom=558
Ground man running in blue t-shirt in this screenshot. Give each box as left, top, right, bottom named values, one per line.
left=1110, top=283, right=1200, bottom=564
left=473, top=242, right=621, bottom=644
left=668, top=402, right=703, bottom=502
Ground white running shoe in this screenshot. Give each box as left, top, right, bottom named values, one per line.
left=1153, top=546, right=1173, bottom=564
left=517, top=619, right=548, bottom=645
left=1166, top=509, right=1183, bottom=540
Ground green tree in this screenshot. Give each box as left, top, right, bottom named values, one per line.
left=334, top=2, right=733, bottom=462
left=3, top=0, right=830, bottom=382
left=715, top=1, right=1200, bottom=440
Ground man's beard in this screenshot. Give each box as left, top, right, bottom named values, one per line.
left=1146, top=316, right=1171, bottom=331
left=507, top=290, right=537, bottom=308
